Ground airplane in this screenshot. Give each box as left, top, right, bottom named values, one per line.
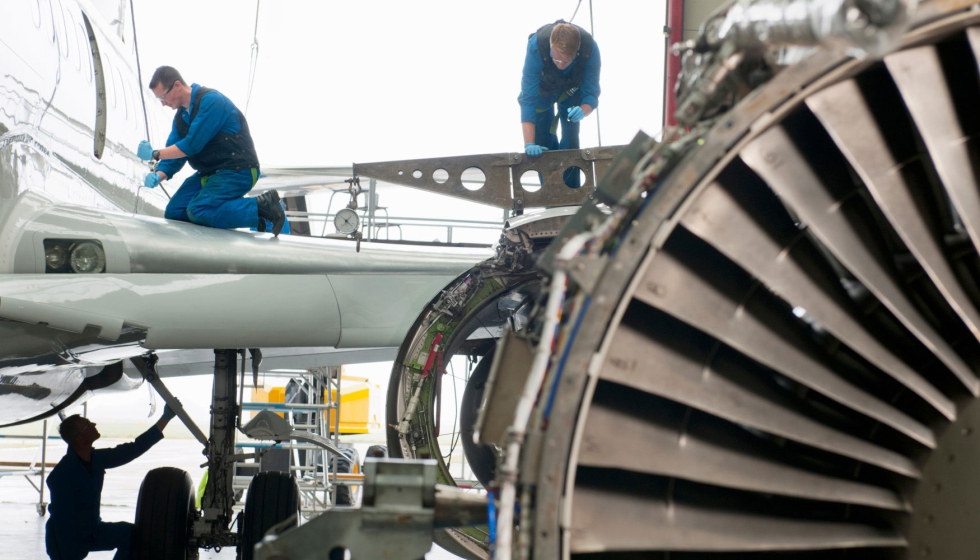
left=0, top=0, right=498, bottom=556
left=0, top=1, right=610, bottom=558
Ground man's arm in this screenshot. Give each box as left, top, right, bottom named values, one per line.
left=522, top=121, right=536, bottom=145
left=519, top=38, right=544, bottom=145
left=579, top=43, right=601, bottom=114
left=97, top=425, right=164, bottom=470
left=156, top=127, right=187, bottom=179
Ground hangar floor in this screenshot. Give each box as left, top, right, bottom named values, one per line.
left=0, top=436, right=461, bottom=559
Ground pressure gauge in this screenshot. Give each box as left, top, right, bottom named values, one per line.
left=334, top=208, right=360, bottom=235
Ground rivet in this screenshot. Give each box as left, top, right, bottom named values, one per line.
left=962, top=427, right=973, bottom=436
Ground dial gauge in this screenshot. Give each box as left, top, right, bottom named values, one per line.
left=334, top=208, right=360, bottom=235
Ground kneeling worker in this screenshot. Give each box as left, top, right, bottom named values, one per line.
left=45, top=405, right=176, bottom=560
left=137, top=66, right=286, bottom=236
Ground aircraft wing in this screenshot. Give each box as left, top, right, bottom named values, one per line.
left=121, top=346, right=397, bottom=379
left=248, top=166, right=354, bottom=197
left=0, top=272, right=459, bottom=349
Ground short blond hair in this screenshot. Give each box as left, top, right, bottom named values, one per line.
left=550, top=23, right=581, bottom=56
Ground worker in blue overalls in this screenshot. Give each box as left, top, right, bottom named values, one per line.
left=45, top=406, right=176, bottom=560
left=518, top=20, right=601, bottom=188
left=137, top=65, right=288, bottom=236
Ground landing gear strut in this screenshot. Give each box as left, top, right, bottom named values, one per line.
left=133, top=349, right=281, bottom=558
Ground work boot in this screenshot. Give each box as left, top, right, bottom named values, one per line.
left=256, top=190, right=285, bottom=237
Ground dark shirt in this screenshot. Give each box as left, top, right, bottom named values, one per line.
left=46, top=426, right=163, bottom=547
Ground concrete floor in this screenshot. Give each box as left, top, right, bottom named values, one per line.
left=0, top=436, right=462, bottom=559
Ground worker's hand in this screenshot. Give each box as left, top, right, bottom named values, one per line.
left=144, top=172, right=161, bottom=188
left=137, top=140, right=154, bottom=161
left=525, top=143, right=548, bottom=157
left=162, top=402, right=178, bottom=421
left=567, top=106, right=585, bottom=123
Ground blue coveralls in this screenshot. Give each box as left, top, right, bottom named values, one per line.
left=518, top=36, right=601, bottom=156
left=157, top=84, right=287, bottom=233
left=45, top=426, right=164, bottom=560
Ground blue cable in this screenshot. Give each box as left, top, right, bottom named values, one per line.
left=487, top=489, right=497, bottom=557
left=543, top=297, right=591, bottom=420
left=541, top=184, right=660, bottom=421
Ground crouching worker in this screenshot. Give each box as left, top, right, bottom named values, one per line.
left=45, top=405, right=176, bottom=560
left=137, top=65, right=287, bottom=236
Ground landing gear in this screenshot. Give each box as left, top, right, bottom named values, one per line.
left=238, top=471, right=300, bottom=560
left=134, top=467, right=196, bottom=560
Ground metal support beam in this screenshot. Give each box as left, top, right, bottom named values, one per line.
left=130, top=355, right=209, bottom=446
left=194, top=349, right=241, bottom=549
left=37, top=419, right=48, bottom=517
left=353, top=145, right=625, bottom=213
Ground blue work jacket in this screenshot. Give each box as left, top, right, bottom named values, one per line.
left=518, top=36, right=601, bottom=123
left=46, top=426, right=164, bottom=547
left=157, top=83, right=245, bottom=179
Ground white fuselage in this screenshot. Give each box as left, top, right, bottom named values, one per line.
left=0, top=0, right=490, bottom=425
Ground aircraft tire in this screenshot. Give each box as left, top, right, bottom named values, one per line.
left=238, top=471, right=299, bottom=560
left=334, top=447, right=360, bottom=506
left=459, top=352, right=497, bottom=489
left=133, top=466, right=195, bottom=560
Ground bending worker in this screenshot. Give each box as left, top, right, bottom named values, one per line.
left=137, top=66, right=287, bottom=236
left=518, top=20, right=601, bottom=187
left=45, top=405, right=176, bottom=560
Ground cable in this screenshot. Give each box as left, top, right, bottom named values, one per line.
left=568, top=0, right=583, bottom=22
left=128, top=1, right=171, bottom=201
left=442, top=360, right=462, bottom=463
left=129, top=0, right=149, bottom=143
left=589, top=0, right=602, bottom=147
left=244, top=0, right=261, bottom=117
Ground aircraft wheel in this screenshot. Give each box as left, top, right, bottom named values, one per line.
left=334, top=447, right=360, bottom=506
left=238, top=471, right=299, bottom=560
left=460, top=352, right=497, bottom=488
left=134, top=467, right=195, bottom=560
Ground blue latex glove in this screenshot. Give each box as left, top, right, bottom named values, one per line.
left=162, top=402, right=178, bottom=421
left=567, top=106, right=585, bottom=123
left=525, top=143, right=548, bottom=157
left=137, top=140, right=154, bottom=161
left=144, top=172, right=161, bottom=188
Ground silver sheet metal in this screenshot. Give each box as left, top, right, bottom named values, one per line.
left=680, top=181, right=956, bottom=420
left=635, top=248, right=936, bottom=448
left=569, top=485, right=905, bottom=553
left=740, top=126, right=980, bottom=395
left=600, top=322, right=921, bottom=478
left=580, top=400, right=908, bottom=510
left=829, top=55, right=980, bottom=344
